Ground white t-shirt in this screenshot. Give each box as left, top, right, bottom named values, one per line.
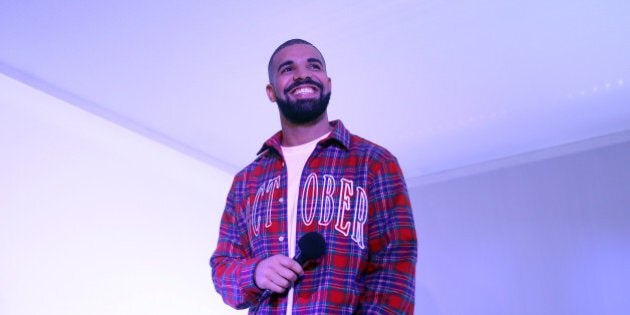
left=280, top=132, right=329, bottom=314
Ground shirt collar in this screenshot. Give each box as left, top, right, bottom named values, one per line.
left=257, top=119, right=351, bottom=157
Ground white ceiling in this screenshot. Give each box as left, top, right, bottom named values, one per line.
left=1, top=1, right=629, bottom=180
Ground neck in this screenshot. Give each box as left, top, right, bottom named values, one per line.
left=280, top=113, right=331, bottom=147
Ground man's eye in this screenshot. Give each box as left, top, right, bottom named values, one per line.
left=280, top=67, right=293, bottom=73
left=309, top=64, right=321, bottom=70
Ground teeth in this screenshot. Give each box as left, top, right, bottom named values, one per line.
left=294, top=87, right=315, bottom=95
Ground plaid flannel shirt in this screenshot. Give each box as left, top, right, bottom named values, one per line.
left=210, top=120, right=417, bottom=314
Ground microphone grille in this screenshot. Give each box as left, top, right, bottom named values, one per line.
left=298, top=232, right=326, bottom=260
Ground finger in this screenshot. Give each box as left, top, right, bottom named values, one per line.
left=280, top=258, right=304, bottom=277
left=273, top=272, right=293, bottom=291
left=256, top=270, right=286, bottom=293
left=275, top=266, right=300, bottom=283
left=264, top=282, right=284, bottom=293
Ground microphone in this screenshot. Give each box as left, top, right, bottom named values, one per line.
left=258, top=232, right=326, bottom=302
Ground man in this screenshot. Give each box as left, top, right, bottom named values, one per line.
left=211, top=39, right=417, bottom=314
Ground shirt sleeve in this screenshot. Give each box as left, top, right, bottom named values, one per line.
left=358, top=156, right=418, bottom=314
left=210, top=176, right=264, bottom=310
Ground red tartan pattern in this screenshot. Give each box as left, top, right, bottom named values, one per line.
left=210, top=120, right=417, bottom=314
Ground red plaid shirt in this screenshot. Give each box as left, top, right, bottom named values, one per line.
left=211, top=120, right=417, bottom=314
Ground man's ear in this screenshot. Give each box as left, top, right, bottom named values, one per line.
left=266, top=84, right=276, bottom=102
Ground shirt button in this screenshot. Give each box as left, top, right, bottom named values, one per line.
left=279, top=197, right=284, bottom=203
left=278, top=236, right=284, bottom=242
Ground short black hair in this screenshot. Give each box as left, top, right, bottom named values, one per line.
left=267, top=38, right=326, bottom=82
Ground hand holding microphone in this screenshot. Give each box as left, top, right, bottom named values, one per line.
left=255, top=232, right=326, bottom=302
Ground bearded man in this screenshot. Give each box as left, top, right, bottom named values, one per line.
left=211, top=38, right=417, bottom=315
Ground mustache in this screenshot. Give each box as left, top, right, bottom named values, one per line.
left=283, top=78, right=323, bottom=94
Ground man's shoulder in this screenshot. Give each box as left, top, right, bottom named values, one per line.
left=347, top=133, right=398, bottom=162
left=231, top=149, right=278, bottom=180
left=330, top=119, right=397, bottom=159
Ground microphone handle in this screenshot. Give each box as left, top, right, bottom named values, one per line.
left=258, top=288, right=274, bottom=302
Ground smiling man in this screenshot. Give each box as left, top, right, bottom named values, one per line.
left=266, top=40, right=332, bottom=145
left=211, top=39, right=417, bottom=314
left=266, top=41, right=331, bottom=129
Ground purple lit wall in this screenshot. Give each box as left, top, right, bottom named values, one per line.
left=410, top=136, right=630, bottom=314
left=0, top=75, right=244, bottom=314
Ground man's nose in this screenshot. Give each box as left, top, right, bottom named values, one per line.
left=293, top=67, right=310, bottom=81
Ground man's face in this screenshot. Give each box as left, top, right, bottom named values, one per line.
left=266, top=44, right=332, bottom=124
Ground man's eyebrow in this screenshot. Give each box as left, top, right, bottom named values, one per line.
left=307, top=58, right=323, bottom=66
left=277, top=60, right=294, bottom=72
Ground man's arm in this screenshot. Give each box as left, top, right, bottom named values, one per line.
left=210, top=179, right=263, bottom=309
left=359, top=157, right=417, bottom=314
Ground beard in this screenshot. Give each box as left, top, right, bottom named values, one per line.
left=276, top=92, right=331, bottom=125
left=275, top=79, right=331, bottom=125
